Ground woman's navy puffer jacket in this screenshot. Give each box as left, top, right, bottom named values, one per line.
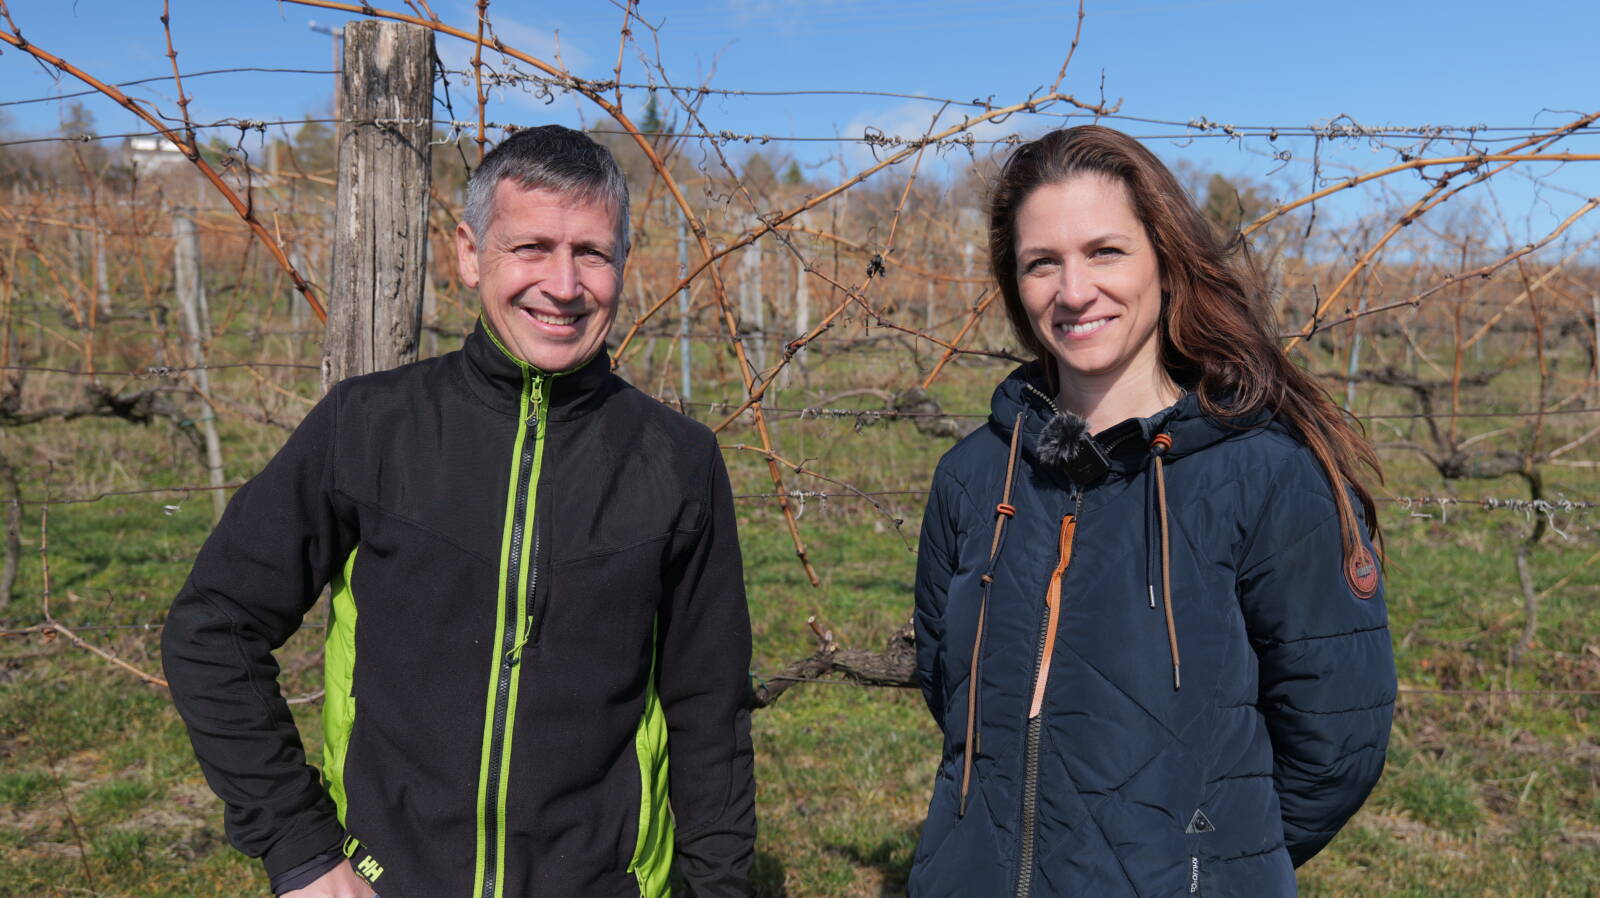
left=910, top=364, right=1396, bottom=897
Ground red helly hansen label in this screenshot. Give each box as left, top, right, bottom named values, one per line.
left=1346, top=545, right=1379, bottom=599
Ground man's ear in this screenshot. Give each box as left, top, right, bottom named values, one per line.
left=455, top=220, right=481, bottom=288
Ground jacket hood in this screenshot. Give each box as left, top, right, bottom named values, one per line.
left=988, top=361, right=1272, bottom=485
left=460, top=318, right=618, bottom=420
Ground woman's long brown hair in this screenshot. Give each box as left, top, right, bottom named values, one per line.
left=989, top=125, right=1382, bottom=561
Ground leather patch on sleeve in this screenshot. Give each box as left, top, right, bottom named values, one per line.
left=1345, top=545, right=1379, bottom=599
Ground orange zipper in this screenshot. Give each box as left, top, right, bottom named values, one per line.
left=1027, top=515, right=1075, bottom=719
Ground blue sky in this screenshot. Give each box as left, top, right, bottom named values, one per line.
left=3, top=0, right=1596, bottom=241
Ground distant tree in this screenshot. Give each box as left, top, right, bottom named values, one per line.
left=0, top=110, right=23, bottom=186
left=951, top=153, right=1002, bottom=210
left=58, top=101, right=108, bottom=174
left=286, top=117, right=337, bottom=175
left=741, top=151, right=778, bottom=194
left=639, top=93, right=665, bottom=136
left=198, top=134, right=236, bottom=170
left=1201, top=173, right=1269, bottom=236
left=781, top=160, right=804, bottom=186
left=58, top=101, right=96, bottom=139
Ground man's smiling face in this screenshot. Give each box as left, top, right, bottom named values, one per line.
left=456, top=180, right=624, bottom=372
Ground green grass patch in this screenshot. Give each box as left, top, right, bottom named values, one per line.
left=1390, top=765, right=1484, bottom=832
left=79, top=780, right=163, bottom=825
left=0, top=770, right=52, bottom=811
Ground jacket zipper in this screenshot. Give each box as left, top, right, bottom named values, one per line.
left=1016, top=494, right=1081, bottom=898
left=475, top=369, right=550, bottom=898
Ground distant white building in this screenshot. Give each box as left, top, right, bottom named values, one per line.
left=124, top=136, right=189, bottom=173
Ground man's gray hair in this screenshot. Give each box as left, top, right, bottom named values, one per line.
left=463, top=124, right=631, bottom=259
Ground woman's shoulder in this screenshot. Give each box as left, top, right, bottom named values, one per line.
left=926, top=419, right=1016, bottom=518
left=1176, top=418, right=1350, bottom=538
left=1181, top=410, right=1322, bottom=478
left=934, top=418, right=1008, bottom=474
left=1207, top=421, right=1360, bottom=548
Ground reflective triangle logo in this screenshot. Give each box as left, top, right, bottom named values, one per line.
left=1186, top=809, right=1215, bottom=834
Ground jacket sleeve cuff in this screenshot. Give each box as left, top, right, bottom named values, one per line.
left=270, top=845, right=347, bottom=895
left=261, top=817, right=348, bottom=884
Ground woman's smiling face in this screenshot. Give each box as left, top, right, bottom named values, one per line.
left=1014, top=174, right=1166, bottom=395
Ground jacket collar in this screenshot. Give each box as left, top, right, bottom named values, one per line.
left=988, top=362, right=1271, bottom=485
left=458, top=318, right=618, bottom=420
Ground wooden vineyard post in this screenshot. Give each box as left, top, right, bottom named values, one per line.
left=739, top=232, right=767, bottom=377
left=794, top=214, right=812, bottom=338
left=323, top=20, right=433, bottom=389
left=93, top=228, right=111, bottom=318
left=172, top=212, right=227, bottom=524
left=793, top=254, right=810, bottom=385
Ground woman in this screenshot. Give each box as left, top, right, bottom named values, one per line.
left=911, top=126, right=1395, bottom=897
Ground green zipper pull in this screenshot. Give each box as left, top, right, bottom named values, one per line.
left=507, top=613, right=535, bottom=664
left=527, top=374, right=549, bottom=427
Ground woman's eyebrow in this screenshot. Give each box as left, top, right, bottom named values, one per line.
left=1086, top=231, right=1134, bottom=244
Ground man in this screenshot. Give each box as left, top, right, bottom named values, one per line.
left=163, top=126, right=756, bottom=898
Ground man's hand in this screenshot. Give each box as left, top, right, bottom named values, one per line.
left=281, top=861, right=377, bottom=898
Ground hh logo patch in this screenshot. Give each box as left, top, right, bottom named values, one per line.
left=356, top=854, right=385, bottom=883
left=1345, top=545, right=1379, bottom=599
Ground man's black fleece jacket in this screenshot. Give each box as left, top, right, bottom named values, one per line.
left=162, top=322, right=756, bottom=897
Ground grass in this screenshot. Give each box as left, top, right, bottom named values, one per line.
left=2, top=338, right=1597, bottom=896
